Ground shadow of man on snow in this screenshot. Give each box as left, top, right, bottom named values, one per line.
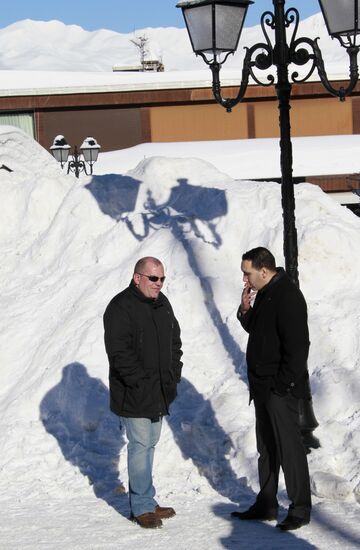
left=213, top=502, right=318, bottom=550
left=167, top=377, right=254, bottom=504
left=310, top=505, right=360, bottom=549
left=40, top=362, right=128, bottom=517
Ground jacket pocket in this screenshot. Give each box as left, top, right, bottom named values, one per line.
left=255, top=363, right=278, bottom=377
left=123, top=378, right=146, bottom=411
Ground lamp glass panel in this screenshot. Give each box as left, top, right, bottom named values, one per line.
left=52, top=148, right=70, bottom=164
left=215, top=4, right=246, bottom=52
left=184, top=5, right=213, bottom=53
left=184, top=3, right=245, bottom=53
left=320, top=0, right=360, bottom=35
left=82, top=147, right=99, bottom=164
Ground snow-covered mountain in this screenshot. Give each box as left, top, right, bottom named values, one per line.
left=0, top=14, right=349, bottom=75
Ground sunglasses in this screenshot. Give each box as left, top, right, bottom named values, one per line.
left=136, top=272, right=166, bottom=283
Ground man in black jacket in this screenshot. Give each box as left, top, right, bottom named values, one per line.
left=231, top=247, right=311, bottom=531
left=103, top=256, right=183, bottom=529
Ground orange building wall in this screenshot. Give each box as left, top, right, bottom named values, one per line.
left=251, top=96, right=353, bottom=138
left=251, top=101, right=279, bottom=138
left=149, top=103, right=249, bottom=142
left=148, top=95, right=353, bottom=143
left=290, top=97, right=353, bottom=136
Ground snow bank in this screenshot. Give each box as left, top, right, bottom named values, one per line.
left=0, top=128, right=359, bottom=547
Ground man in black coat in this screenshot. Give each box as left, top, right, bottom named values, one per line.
left=103, top=256, right=183, bottom=529
left=231, top=247, right=311, bottom=531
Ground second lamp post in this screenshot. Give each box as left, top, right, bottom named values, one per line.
left=51, top=135, right=101, bottom=178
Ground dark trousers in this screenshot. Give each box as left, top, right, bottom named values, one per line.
left=254, top=391, right=311, bottom=520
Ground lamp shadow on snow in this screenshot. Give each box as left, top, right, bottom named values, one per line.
left=85, top=174, right=142, bottom=221
left=126, top=178, right=225, bottom=247
left=86, top=175, right=247, bottom=383
left=167, top=377, right=254, bottom=504
left=40, top=362, right=128, bottom=518
left=143, top=179, right=247, bottom=383
left=212, top=503, right=318, bottom=550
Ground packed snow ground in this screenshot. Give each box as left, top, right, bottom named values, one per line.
left=0, top=126, right=359, bottom=549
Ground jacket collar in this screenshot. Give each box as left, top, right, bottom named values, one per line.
left=128, top=280, right=165, bottom=306
left=257, top=267, right=285, bottom=296
left=251, top=268, right=286, bottom=318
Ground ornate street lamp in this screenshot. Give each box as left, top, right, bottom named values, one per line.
left=177, top=0, right=360, bottom=285
left=178, top=0, right=360, bottom=450
left=50, top=135, right=101, bottom=178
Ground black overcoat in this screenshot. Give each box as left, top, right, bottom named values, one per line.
left=238, top=268, right=310, bottom=401
left=103, top=282, right=183, bottom=418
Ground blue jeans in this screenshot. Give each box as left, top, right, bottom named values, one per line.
left=120, top=416, right=162, bottom=517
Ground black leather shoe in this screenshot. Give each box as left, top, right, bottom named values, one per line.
left=231, top=506, right=278, bottom=521
left=276, top=516, right=310, bottom=531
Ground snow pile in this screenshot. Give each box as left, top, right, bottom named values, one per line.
left=0, top=127, right=359, bottom=548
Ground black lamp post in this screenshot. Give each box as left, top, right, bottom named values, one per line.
left=50, top=135, right=101, bottom=178
left=177, top=0, right=360, bottom=285
left=177, top=0, right=360, bottom=450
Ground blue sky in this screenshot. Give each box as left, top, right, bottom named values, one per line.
left=0, top=0, right=321, bottom=33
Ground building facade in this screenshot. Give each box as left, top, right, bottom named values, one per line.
left=1, top=75, right=360, bottom=193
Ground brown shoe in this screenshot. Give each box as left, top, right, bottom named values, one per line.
left=154, top=505, right=176, bottom=519
left=131, top=512, right=162, bottom=529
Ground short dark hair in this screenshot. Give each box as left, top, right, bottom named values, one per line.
left=242, top=247, right=276, bottom=271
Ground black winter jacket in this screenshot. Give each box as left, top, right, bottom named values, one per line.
left=238, top=268, right=311, bottom=402
left=103, top=282, right=183, bottom=418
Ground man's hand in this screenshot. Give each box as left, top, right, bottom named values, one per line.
left=240, top=281, right=256, bottom=315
